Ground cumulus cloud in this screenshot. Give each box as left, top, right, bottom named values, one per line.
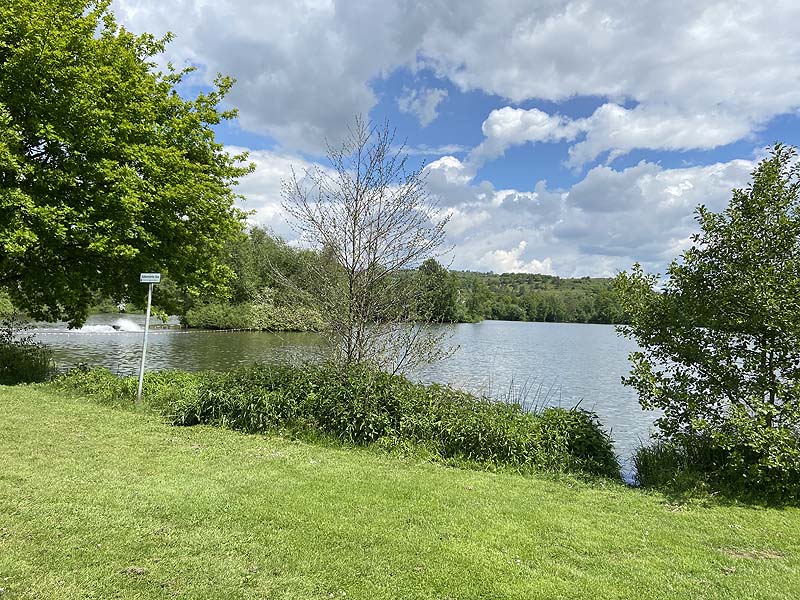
left=469, top=107, right=579, bottom=166
left=419, top=1, right=800, bottom=127
left=110, top=0, right=787, bottom=276
left=113, top=0, right=800, bottom=157
left=553, top=159, right=755, bottom=265
left=478, top=241, right=555, bottom=275
left=226, top=146, right=311, bottom=239
left=230, top=143, right=754, bottom=276
left=420, top=150, right=755, bottom=275
left=470, top=103, right=756, bottom=169
left=566, top=104, right=753, bottom=167
left=397, top=86, right=448, bottom=127
left=114, top=0, right=422, bottom=153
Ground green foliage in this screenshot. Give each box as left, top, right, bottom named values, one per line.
left=0, top=0, right=251, bottom=326
left=184, top=292, right=324, bottom=331
left=633, top=432, right=800, bottom=504
left=58, top=364, right=619, bottom=479
left=0, top=317, right=54, bottom=384
left=633, top=441, right=682, bottom=489
left=415, top=259, right=463, bottom=322
left=0, top=290, right=12, bottom=318
left=223, top=227, right=324, bottom=305
left=140, top=226, right=625, bottom=329
left=537, top=407, right=620, bottom=478
left=57, top=363, right=133, bottom=406
left=711, top=411, right=800, bottom=502
left=454, top=271, right=625, bottom=324
left=618, top=144, right=800, bottom=502
left=143, top=227, right=329, bottom=330
left=183, top=303, right=253, bottom=330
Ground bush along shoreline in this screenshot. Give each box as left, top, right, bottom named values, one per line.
left=0, top=318, right=55, bottom=385
left=57, top=364, right=620, bottom=480
left=183, top=300, right=324, bottom=332
left=633, top=430, right=800, bottom=505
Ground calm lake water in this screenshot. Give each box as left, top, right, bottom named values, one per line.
left=32, top=315, right=657, bottom=463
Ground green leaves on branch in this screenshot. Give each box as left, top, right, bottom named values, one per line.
left=616, top=144, right=800, bottom=500
left=0, top=0, right=252, bottom=326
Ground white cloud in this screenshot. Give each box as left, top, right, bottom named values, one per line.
left=397, top=87, right=448, bottom=127
left=231, top=144, right=755, bottom=277
left=108, top=0, right=789, bottom=277
left=419, top=1, right=800, bottom=126
left=421, top=151, right=755, bottom=275
left=469, top=107, right=579, bottom=166
left=426, top=156, right=477, bottom=188
left=479, top=241, right=555, bottom=275
left=113, top=0, right=800, bottom=158
left=470, top=103, right=756, bottom=169
left=114, top=0, right=421, bottom=153
left=226, top=146, right=311, bottom=239
left=566, top=104, right=753, bottom=167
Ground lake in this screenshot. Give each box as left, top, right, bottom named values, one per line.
left=32, top=315, right=657, bottom=464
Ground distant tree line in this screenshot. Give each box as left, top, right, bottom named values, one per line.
left=416, top=260, right=626, bottom=325
left=94, top=228, right=623, bottom=329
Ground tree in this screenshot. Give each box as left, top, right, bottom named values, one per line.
left=461, top=274, right=492, bottom=320
left=223, top=227, right=314, bottom=305
left=416, top=258, right=460, bottom=323
left=591, top=287, right=625, bottom=324
left=615, top=144, right=800, bottom=492
left=281, top=117, right=451, bottom=372
left=0, top=0, right=251, bottom=325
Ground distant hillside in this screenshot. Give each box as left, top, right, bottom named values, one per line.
left=452, top=271, right=625, bottom=324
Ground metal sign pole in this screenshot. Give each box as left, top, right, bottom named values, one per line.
left=136, top=282, right=154, bottom=407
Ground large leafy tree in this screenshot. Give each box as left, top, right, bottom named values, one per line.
left=615, top=144, right=800, bottom=488
left=0, top=0, right=251, bottom=325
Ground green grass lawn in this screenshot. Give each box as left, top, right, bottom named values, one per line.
left=1, top=386, right=799, bottom=599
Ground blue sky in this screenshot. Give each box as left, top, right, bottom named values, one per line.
left=115, top=0, right=800, bottom=277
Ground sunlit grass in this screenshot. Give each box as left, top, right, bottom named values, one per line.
left=1, top=385, right=799, bottom=599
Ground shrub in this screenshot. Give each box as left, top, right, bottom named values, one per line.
left=184, top=297, right=324, bottom=332
left=710, top=410, right=800, bottom=502
left=0, top=293, right=13, bottom=318
left=0, top=318, right=54, bottom=385
left=617, top=146, right=800, bottom=503
left=184, top=303, right=253, bottom=330
left=57, top=365, right=133, bottom=406
left=536, top=408, right=619, bottom=477
left=58, top=364, right=620, bottom=479
left=634, top=427, right=800, bottom=504
left=633, top=440, right=690, bottom=489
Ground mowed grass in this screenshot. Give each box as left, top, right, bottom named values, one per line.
left=1, top=386, right=799, bottom=600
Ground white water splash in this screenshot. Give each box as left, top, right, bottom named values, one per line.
left=73, top=325, right=118, bottom=333
left=111, top=318, right=142, bottom=332
left=34, top=317, right=145, bottom=334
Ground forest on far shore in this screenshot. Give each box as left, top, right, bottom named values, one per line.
left=77, top=227, right=625, bottom=330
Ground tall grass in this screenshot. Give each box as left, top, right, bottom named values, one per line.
left=57, top=364, right=620, bottom=479
left=633, top=433, right=800, bottom=504
left=0, top=318, right=54, bottom=385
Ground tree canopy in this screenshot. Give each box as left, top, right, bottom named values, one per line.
left=615, top=144, right=800, bottom=496
left=0, top=0, right=251, bottom=325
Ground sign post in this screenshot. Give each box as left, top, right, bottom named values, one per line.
left=137, top=273, right=161, bottom=407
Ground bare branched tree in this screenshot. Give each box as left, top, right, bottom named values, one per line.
left=281, top=116, right=452, bottom=373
